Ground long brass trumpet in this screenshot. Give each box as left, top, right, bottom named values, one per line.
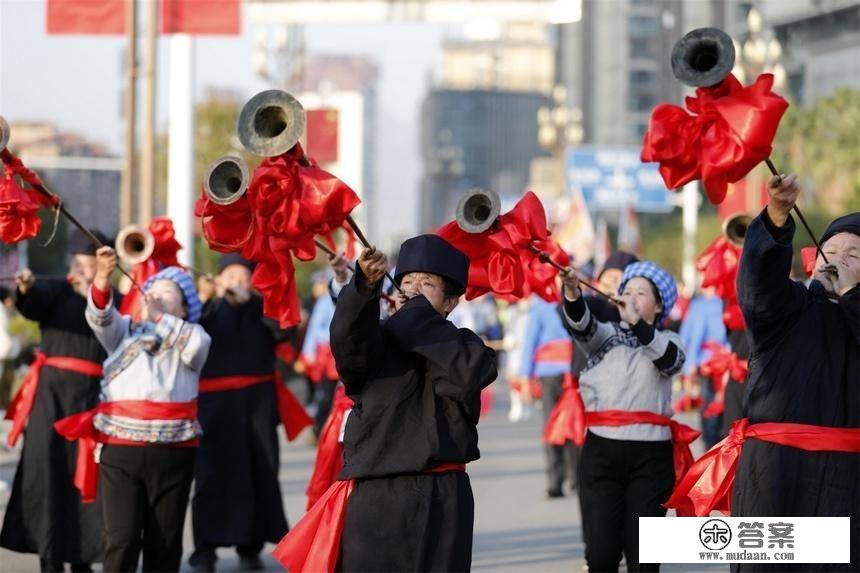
left=237, top=90, right=305, bottom=158
left=671, top=27, right=735, bottom=88
left=722, top=212, right=753, bottom=247
left=116, top=224, right=155, bottom=266
left=203, top=155, right=250, bottom=206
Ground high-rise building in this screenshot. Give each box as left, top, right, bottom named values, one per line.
left=419, top=23, right=553, bottom=231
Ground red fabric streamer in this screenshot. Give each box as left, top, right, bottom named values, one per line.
left=544, top=373, right=586, bottom=447
left=801, top=246, right=817, bottom=277
left=642, top=73, right=789, bottom=204
left=300, top=343, right=339, bottom=384
left=437, top=191, right=564, bottom=302
left=5, top=352, right=103, bottom=446
left=722, top=297, right=745, bottom=332
left=306, top=385, right=353, bottom=511
left=696, top=235, right=746, bottom=331
left=673, top=393, right=703, bottom=413
left=195, top=144, right=361, bottom=328
left=699, top=342, right=748, bottom=394
left=665, top=418, right=860, bottom=516
left=0, top=174, right=43, bottom=244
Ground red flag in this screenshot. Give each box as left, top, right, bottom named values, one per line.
left=642, top=73, right=789, bottom=205
left=46, top=0, right=125, bottom=35
left=161, top=0, right=240, bottom=35
left=306, top=109, right=339, bottom=165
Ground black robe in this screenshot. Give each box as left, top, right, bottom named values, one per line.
left=0, top=280, right=107, bottom=564
left=721, top=328, right=749, bottom=438
left=330, top=273, right=497, bottom=572
left=733, top=211, right=859, bottom=572
left=192, top=295, right=291, bottom=549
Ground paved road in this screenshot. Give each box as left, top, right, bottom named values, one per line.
left=0, top=389, right=721, bottom=572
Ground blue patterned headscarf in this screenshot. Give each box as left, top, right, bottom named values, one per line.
left=618, top=261, right=678, bottom=325
left=142, top=266, right=202, bottom=323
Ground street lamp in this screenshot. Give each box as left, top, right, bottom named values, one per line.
left=732, top=6, right=787, bottom=89
left=537, top=85, right=584, bottom=157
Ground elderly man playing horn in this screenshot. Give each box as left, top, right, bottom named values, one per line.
left=666, top=174, right=859, bottom=572
left=273, top=235, right=497, bottom=573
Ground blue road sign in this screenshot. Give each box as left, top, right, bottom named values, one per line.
left=566, top=146, right=673, bottom=213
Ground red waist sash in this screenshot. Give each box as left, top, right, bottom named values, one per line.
left=543, top=373, right=586, bottom=446
left=665, top=417, right=860, bottom=517
left=54, top=400, right=198, bottom=503
left=534, top=339, right=573, bottom=363
left=274, top=462, right=467, bottom=573
left=198, top=372, right=312, bottom=441
left=305, top=385, right=353, bottom=511
left=5, top=352, right=103, bottom=446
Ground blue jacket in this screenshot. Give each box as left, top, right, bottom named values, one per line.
left=678, top=294, right=727, bottom=376
left=519, top=295, right=571, bottom=379
left=302, top=293, right=334, bottom=358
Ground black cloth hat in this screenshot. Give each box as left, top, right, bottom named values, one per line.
left=599, top=250, right=639, bottom=278
left=820, top=212, right=860, bottom=246
left=219, top=253, right=256, bottom=273
left=394, top=234, right=469, bottom=295
left=69, top=228, right=111, bottom=256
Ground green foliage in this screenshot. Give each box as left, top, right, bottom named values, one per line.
left=771, top=88, right=860, bottom=214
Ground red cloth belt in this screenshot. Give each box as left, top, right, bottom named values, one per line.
left=665, top=418, right=860, bottom=517
left=274, top=462, right=467, bottom=573
left=534, top=339, right=573, bottom=363
left=5, top=352, right=103, bottom=447
left=301, top=343, right=338, bottom=384
left=54, top=400, right=198, bottom=503
left=198, top=372, right=312, bottom=441
left=544, top=373, right=586, bottom=446
left=305, top=385, right=353, bottom=511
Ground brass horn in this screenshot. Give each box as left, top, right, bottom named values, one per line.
left=671, top=27, right=736, bottom=87
left=455, top=188, right=502, bottom=234
left=204, top=155, right=250, bottom=206
left=0, top=116, right=9, bottom=153
left=723, top=212, right=753, bottom=247
left=116, top=224, right=155, bottom=266
left=237, top=90, right=306, bottom=157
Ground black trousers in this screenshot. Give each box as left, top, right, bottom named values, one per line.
left=313, top=378, right=338, bottom=437
left=539, top=375, right=580, bottom=491
left=580, top=431, right=675, bottom=573
left=99, top=444, right=196, bottom=573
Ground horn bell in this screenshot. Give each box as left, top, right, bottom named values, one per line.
left=671, top=27, right=736, bottom=87
left=723, top=212, right=752, bottom=247
left=0, top=116, right=10, bottom=153
left=116, top=224, right=155, bottom=266
left=456, top=188, right=501, bottom=234
left=237, top=90, right=306, bottom=157
left=204, top=155, right=250, bottom=206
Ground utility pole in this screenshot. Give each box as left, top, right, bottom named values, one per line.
left=120, top=0, right=138, bottom=227
left=140, top=0, right=157, bottom=224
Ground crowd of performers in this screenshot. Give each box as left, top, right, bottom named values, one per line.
left=0, top=173, right=856, bottom=573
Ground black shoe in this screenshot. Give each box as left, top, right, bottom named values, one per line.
left=546, top=487, right=564, bottom=499
left=191, top=563, right=215, bottom=573
left=70, top=565, right=92, bottom=573
left=39, top=559, right=64, bottom=573
left=238, top=554, right=265, bottom=571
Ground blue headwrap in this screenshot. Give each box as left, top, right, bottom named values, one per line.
left=618, top=261, right=678, bottom=325
left=142, top=266, right=202, bottom=323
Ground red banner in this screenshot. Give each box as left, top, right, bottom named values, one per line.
left=161, top=0, right=240, bottom=35
left=306, top=109, right=339, bottom=165
left=47, top=0, right=126, bottom=35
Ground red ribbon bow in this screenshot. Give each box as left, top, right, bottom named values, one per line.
left=544, top=373, right=586, bottom=447
left=642, top=73, right=789, bottom=205
left=195, top=145, right=361, bottom=328
left=437, top=191, right=565, bottom=302
left=119, top=217, right=185, bottom=320
left=0, top=172, right=43, bottom=244
left=699, top=342, right=749, bottom=393
left=665, top=418, right=860, bottom=516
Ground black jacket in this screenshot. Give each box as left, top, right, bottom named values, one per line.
left=331, top=271, right=498, bottom=480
